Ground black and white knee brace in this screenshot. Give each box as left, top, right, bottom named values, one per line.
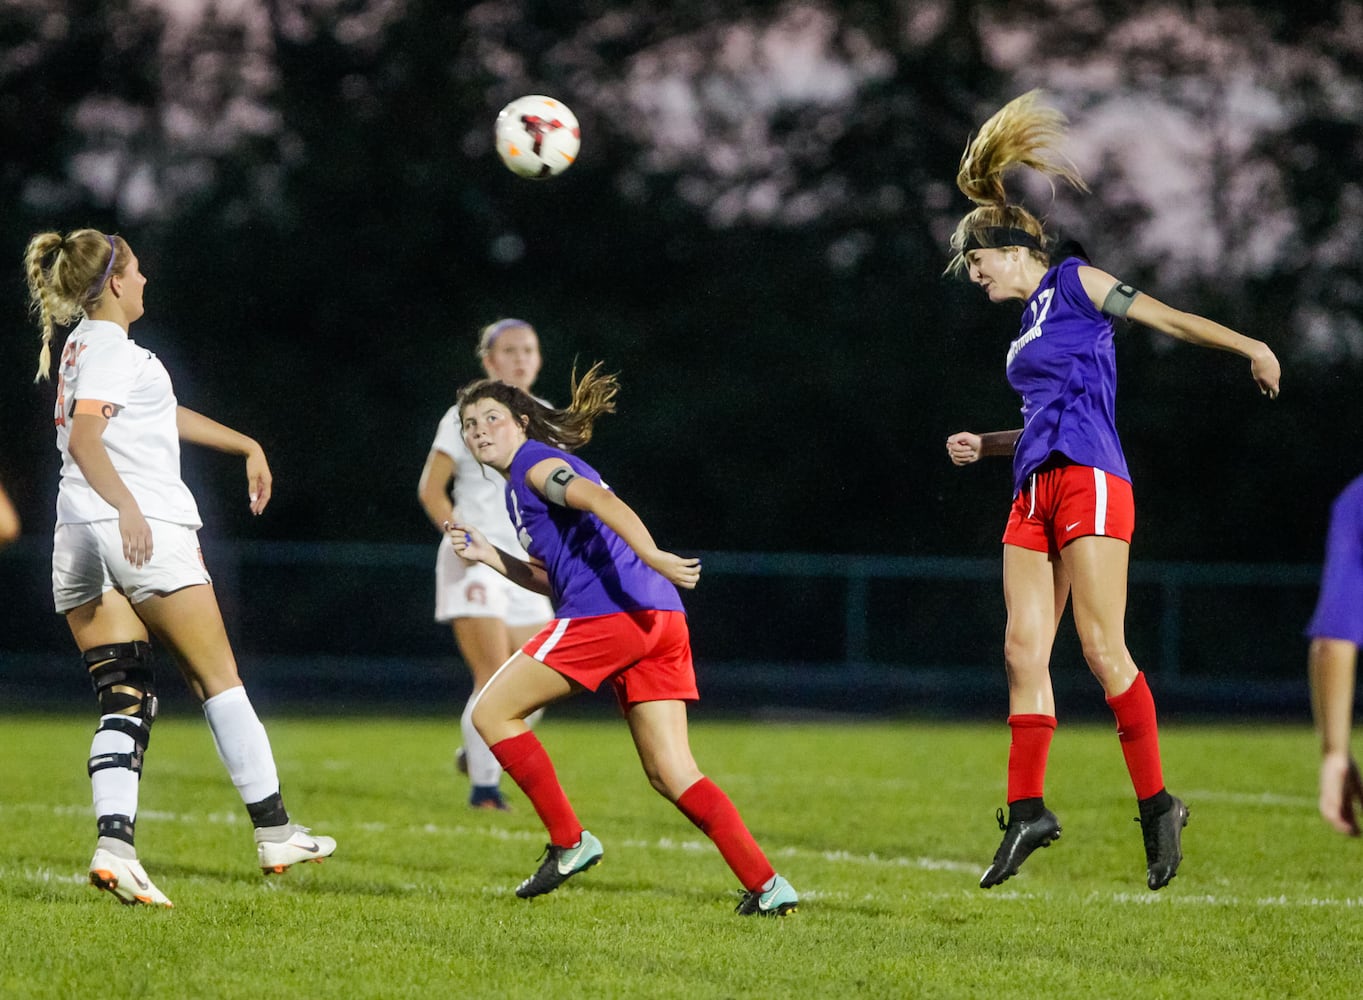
left=84, top=641, right=158, bottom=777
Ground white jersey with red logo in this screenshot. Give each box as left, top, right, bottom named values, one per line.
left=52, top=318, right=201, bottom=527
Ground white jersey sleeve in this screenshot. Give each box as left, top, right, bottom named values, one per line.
left=53, top=319, right=201, bottom=527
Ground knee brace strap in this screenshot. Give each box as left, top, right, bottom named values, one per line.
left=96, top=813, right=136, bottom=844
left=88, top=748, right=144, bottom=776
left=84, top=641, right=158, bottom=725
left=89, top=714, right=150, bottom=776
left=98, top=714, right=151, bottom=750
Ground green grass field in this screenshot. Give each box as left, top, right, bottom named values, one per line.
left=2, top=712, right=1362, bottom=998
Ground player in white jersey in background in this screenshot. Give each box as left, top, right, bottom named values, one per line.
left=24, top=228, right=335, bottom=908
left=418, top=319, right=553, bottom=810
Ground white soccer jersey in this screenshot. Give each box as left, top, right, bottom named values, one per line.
left=430, top=405, right=527, bottom=554
left=52, top=319, right=201, bottom=527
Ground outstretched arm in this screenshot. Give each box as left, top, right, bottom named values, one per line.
left=1309, top=637, right=1363, bottom=835
left=176, top=406, right=271, bottom=514
left=526, top=458, right=701, bottom=590
left=946, top=429, right=1021, bottom=466
left=1078, top=266, right=1281, bottom=398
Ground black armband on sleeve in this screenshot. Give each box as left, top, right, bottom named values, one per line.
left=1101, top=282, right=1140, bottom=318
left=544, top=466, right=579, bottom=507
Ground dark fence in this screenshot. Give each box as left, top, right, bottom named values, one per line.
left=0, top=537, right=1325, bottom=718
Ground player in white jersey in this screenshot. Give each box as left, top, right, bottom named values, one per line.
left=24, top=228, right=336, bottom=908
left=418, top=319, right=553, bottom=810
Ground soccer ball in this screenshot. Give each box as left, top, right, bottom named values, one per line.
left=494, top=95, right=581, bottom=179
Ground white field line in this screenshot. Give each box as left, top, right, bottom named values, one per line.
left=1183, top=789, right=1315, bottom=808
left=4, top=800, right=1359, bottom=909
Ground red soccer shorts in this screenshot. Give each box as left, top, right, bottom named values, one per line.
left=523, top=609, right=699, bottom=710
left=1002, top=464, right=1135, bottom=555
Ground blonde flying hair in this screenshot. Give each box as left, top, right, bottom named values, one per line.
left=24, top=228, right=126, bottom=381
left=456, top=361, right=618, bottom=453
left=946, top=90, right=1089, bottom=276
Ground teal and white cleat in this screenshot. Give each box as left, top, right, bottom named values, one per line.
left=735, top=874, right=799, bottom=917
left=515, top=830, right=604, bottom=898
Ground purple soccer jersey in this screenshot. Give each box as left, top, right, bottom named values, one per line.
left=504, top=439, right=685, bottom=618
left=1307, top=474, right=1363, bottom=645
left=1007, top=256, right=1131, bottom=494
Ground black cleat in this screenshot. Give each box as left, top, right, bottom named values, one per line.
left=980, top=806, right=1062, bottom=888
left=735, top=875, right=799, bottom=917
left=515, top=830, right=603, bottom=899
left=1140, top=796, right=1188, bottom=890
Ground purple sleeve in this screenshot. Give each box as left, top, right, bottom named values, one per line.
left=1306, top=477, right=1363, bottom=644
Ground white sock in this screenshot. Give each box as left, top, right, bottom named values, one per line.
left=202, top=686, right=280, bottom=804
left=90, top=714, right=142, bottom=821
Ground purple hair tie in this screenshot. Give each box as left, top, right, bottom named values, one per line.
left=480, top=317, right=531, bottom=354
left=89, top=234, right=117, bottom=300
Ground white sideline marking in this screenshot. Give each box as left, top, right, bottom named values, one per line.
left=1184, top=789, right=1315, bottom=808
left=9, top=799, right=1359, bottom=910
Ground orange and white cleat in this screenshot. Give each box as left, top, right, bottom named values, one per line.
left=255, top=824, right=337, bottom=874
left=89, top=848, right=173, bottom=908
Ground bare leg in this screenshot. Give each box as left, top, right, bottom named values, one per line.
left=132, top=584, right=333, bottom=867
left=1058, top=535, right=1138, bottom=697
left=472, top=652, right=583, bottom=847
left=979, top=545, right=1069, bottom=889
left=624, top=699, right=703, bottom=800
left=626, top=699, right=781, bottom=894
left=453, top=617, right=546, bottom=797
left=471, top=652, right=577, bottom=745
left=1002, top=543, right=1067, bottom=716
left=66, top=589, right=149, bottom=650
left=1061, top=535, right=1184, bottom=888
left=1308, top=638, right=1362, bottom=835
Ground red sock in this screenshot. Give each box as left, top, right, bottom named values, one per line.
left=675, top=777, right=775, bottom=892
left=489, top=731, right=582, bottom=847
left=1106, top=672, right=1166, bottom=800
left=1007, top=714, right=1057, bottom=802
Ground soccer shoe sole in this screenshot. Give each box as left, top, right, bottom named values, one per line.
left=88, top=856, right=173, bottom=908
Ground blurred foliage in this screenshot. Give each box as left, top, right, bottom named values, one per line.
left=1, top=0, right=1359, bottom=563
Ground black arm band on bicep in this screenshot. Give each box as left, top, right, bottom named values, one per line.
left=544, top=466, right=579, bottom=507
left=1101, top=282, right=1141, bottom=318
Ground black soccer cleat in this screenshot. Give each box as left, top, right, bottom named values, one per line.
left=980, top=806, right=1062, bottom=888
left=1140, top=796, right=1188, bottom=890
left=515, top=830, right=603, bottom=899
left=735, top=875, right=799, bottom=917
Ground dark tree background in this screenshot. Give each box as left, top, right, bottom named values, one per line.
left=2, top=0, right=1360, bottom=569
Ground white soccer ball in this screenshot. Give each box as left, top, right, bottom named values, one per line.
left=494, top=95, right=581, bottom=179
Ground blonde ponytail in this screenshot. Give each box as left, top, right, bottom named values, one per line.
left=946, top=91, right=1088, bottom=275
left=23, top=229, right=123, bottom=382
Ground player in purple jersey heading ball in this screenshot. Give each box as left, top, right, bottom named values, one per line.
left=1306, top=473, right=1363, bottom=835
left=942, top=91, right=1281, bottom=891
left=446, top=366, right=798, bottom=916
